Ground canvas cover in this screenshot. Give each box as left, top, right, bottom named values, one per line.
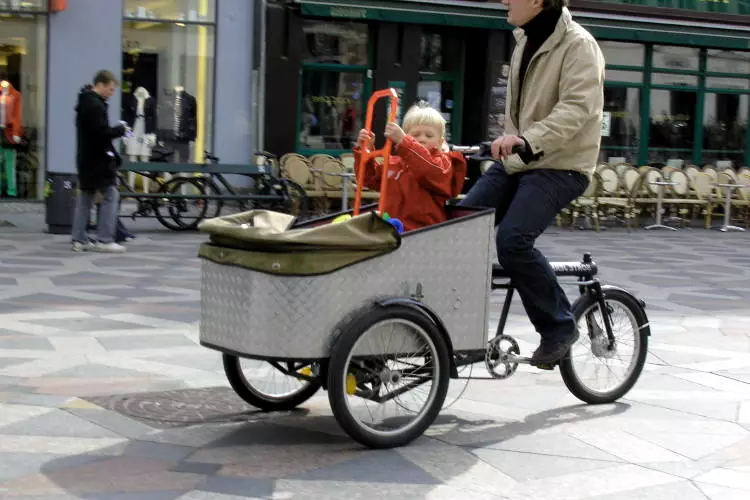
left=197, top=210, right=401, bottom=276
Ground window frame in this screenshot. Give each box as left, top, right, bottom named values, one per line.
left=120, top=2, right=218, bottom=164
left=294, top=20, right=373, bottom=156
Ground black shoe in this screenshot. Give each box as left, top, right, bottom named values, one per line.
left=530, top=330, right=580, bottom=367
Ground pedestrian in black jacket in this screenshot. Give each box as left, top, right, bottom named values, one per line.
left=71, top=70, right=129, bottom=253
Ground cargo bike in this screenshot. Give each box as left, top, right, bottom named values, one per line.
left=198, top=89, right=651, bottom=449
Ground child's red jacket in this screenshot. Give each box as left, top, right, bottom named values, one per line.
left=353, top=135, right=467, bottom=231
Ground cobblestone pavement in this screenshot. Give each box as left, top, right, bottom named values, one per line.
left=0, top=225, right=749, bottom=499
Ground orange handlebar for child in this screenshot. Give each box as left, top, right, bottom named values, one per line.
left=353, top=88, right=400, bottom=216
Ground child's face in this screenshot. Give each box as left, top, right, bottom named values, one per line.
left=406, top=124, right=443, bottom=150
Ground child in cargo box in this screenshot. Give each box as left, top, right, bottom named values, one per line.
left=353, top=103, right=467, bottom=232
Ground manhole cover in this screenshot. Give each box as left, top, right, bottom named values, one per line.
left=85, top=387, right=273, bottom=429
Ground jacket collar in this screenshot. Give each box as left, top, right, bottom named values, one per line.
left=513, top=6, right=572, bottom=52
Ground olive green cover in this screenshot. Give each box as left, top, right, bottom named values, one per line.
left=197, top=210, right=401, bottom=276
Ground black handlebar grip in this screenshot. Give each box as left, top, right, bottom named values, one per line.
left=470, top=141, right=526, bottom=161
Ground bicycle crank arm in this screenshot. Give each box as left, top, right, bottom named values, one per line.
left=504, top=354, right=557, bottom=371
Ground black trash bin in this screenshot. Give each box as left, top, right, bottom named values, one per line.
left=45, top=172, right=78, bottom=235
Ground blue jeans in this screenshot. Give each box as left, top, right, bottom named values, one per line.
left=72, top=185, right=119, bottom=244
left=459, top=164, right=589, bottom=343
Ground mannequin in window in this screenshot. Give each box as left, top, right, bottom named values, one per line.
left=168, top=85, right=197, bottom=163
left=122, top=86, right=157, bottom=188
left=0, top=79, right=22, bottom=197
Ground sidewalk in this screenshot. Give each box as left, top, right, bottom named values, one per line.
left=0, top=222, right=748, bottom=499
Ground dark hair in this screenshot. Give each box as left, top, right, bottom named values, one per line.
left=93, top=69, right=118, bottom=86
left=543, top=0, right=568, bottom=8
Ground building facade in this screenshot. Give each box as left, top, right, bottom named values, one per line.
left=4, top=0, right=750, bottom=202
left=262, top=0, right=750, bottom=172
left=0, top=0, right=257, bottom=201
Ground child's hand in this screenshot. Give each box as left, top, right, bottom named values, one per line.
left=357, top=129, right=374, bottom=146
left=384, top=122, right=405, bottom=145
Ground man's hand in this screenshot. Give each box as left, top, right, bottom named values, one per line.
left=12, top=135, right=20, bottom=144
left=491, top=135, right=525, bottom=160
left=384, top=122, right=406, bottom=145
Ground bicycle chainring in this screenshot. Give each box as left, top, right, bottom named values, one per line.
left=485, top=334, right=521, bottom=379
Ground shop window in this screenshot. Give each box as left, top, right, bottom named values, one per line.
left=0, top=13, right=47, bottom=200
left=0, top=0, right=47, bottom=11
left=605, top=70, right=642, bottom=84
left=121, top=18, right=215, bottom=164
left=600, top=87, right=640, bottom=165
left=599, top=41, right=644, bottom=68
left=652, top=73, right=698, bottom=87
left=124, top=0, right=216, bottom=23
left=652, top=46, right=700, bottom=71
left=299, top=70, right=364, bottom=151
left=302, top=20, right=368, bottom=65
left=703, top=90, right=748, bottom=167
left=420, top=31, right=443, bottom=72
left=706, top=50, right=750, bottom=75
left=648, top=89, right=696, bottom=164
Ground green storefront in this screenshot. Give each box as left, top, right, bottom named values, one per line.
left=262, top=0, right=750, bottom=169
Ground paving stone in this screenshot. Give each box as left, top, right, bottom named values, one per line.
left=289, top=450, right=440, bottom=484
left=0, top=358, right=28, bottom=369
left=0, top=335, right=54, bottom=350
left=65, top=408, right=154, bottom=439
left=195, top=476, right=275, bottom=498
left=471, top=448, right=616, bottom=481
left=588, top=479, right=709, bottom=499
left=98, top=334, right=196, bottom=351
left=81, top=492, right=187, bottom=500
left=26, top=317, right=148, bottom=331
left=119, top=440, right=196, bottom=461
left=0, top=409, right=121, bottom=438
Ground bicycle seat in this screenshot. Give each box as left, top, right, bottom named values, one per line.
left=492, top=261, right=597, bottom=279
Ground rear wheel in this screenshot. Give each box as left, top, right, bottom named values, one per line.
left=327, top=305, right=451, bottom=449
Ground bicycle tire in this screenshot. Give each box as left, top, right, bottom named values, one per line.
left=223, top=354, right=321, bottom=411
left=559, top=288, right=649, bottom=404
left=154, top=177, right=210, bottom=231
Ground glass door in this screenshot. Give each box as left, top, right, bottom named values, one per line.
left=417, top=76, right=460, bottom=143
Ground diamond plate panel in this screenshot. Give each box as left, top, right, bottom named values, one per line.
left=200, top=213, right=495, bottom=359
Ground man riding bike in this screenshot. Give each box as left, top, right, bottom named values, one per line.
left=459, top=0, right=605, bottom=366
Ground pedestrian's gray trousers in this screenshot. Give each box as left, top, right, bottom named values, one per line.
left=71, top=185, right=119, bottom=244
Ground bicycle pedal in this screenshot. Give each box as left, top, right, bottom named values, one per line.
left=534, top=363, right=556, bottom=371
left=507, top=355, right=532, bottom=365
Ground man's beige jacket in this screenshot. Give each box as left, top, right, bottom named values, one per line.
left=502, top=7, right=605, bottom=176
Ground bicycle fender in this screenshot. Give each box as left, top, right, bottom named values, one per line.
left=600, top=284, right=651, bottom=336
left=375, top=297, right=458, bottom=375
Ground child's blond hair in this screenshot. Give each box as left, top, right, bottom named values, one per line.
left=402, top=104, right=446, bottom=138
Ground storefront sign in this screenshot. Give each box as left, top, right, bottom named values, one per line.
left=329, top=7, right=368, bottom=18
left=593, top=0, right=750, bottom=15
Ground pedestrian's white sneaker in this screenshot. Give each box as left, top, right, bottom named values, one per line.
left=72, top=241, right=94, bottom=252
left=91, top=242, right=127, bottom=253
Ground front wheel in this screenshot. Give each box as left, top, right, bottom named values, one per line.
left=560, top=288, right=649, bottom=404
left=327, top=305, right=451, bottom=449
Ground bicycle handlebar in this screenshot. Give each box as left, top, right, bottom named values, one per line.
left=451, top=141, right=526, bottom=160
